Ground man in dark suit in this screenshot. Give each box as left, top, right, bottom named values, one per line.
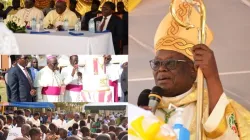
left=82, top=0, right=101, bottom=30
left=5, top=55, right=17, bottom=102
left=8, top=55, right=37, bottom=102
left=94, top=2, right=123, bottom=54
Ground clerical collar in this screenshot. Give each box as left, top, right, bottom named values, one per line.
left=26, top=7, right=34, bottom=10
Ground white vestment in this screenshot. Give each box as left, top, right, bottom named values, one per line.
left=106, top=63, right=121, bottom=101
left=15, top=7, right=44, bottom=26
left=61, top=65, right=84, bottom=102
left=34, top=66, right=63, bottom=102
left=155, top=89, right=240, bottom=140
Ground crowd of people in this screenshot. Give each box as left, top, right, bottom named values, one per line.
left=1, top=55, right=128, bottom=103
left=0, top=108, right=128, bottom=140
left=0, top=0, right=128, bottom=54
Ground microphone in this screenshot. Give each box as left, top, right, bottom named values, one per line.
left=137, top=89, right=151, bottom=106
left=148, top=86, right=164, bottom=114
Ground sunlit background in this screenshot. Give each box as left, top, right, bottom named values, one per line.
left=0, top=0, right=128, bottom=15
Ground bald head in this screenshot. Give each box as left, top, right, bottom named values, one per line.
left=118, top=131, right=128, bottom=140
left=21, top=124, right=31, bottom=137
left=115, top=126, right=123, bottom=136
left=0, top=115, right=7, bottom=125
left=66, top=136, right=82, bottom=140
left=102, top=124, right=109, bottom=133
left=16, top=115, right=26, bottom=127
left=0, top=119, right=4, bottom=130
left=56, top=1, right=67, bottom=15
left=59, top=128, right=67, bottom=139
left=96, top=134, right=111, bottom=140
left=108, top=132, right=116, bottom=140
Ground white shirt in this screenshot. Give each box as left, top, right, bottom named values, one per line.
left=17, top=64, right=31, bottom=80
left=52, top=119, right=67, bottom=128
left=30, top=117, right=41, bottom=126
left=99, top=14, right=112, bottom=31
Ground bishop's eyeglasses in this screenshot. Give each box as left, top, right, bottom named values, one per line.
left=149, top=59, right=187, bottom=71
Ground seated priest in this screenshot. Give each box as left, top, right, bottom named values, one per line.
left=43, top=0, right=78, bottom=30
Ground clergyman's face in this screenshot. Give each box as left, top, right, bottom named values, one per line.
left=24, top=0, right=34, bottom=9
left=56, top=2, right=67, bottom=15
left=70, top=55, right=78, bottom=66
left=152, top=50, right=196, bottom=97
left=48, top=58, right=58, bottom=71
left=104, top=55, right=112, bottom=64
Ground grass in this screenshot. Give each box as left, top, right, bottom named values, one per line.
left=0, top=80, right=7, bottom=102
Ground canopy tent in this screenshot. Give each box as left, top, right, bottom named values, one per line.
left=0, top=102, right=55, bottom=108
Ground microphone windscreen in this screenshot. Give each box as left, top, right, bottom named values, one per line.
left=137, top=89, right=151, bottom=106
left=151, top=86, right=164, bottom=97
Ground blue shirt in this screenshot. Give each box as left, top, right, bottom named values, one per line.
left=29, top=67, right=39, bottom=81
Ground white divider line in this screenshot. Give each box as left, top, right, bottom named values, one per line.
left=224, top=88, right=250, bottom=105
left=129, top=34, right=154, bottom=53
left=128, top=70, right=250, bottom=82
left=219, top=70, right=250, bottom=76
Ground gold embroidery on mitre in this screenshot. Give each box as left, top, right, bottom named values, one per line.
left=167, top=2, right=192, bottom=36
left=154, top=1, right=214, bottom=57
left=155, top=36, right=194, bottom=60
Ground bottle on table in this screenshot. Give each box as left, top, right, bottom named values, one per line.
left=75, top=18, right=81, bottom=32
left=96, top=21, right=101, bottom=32
left=31, top=18, right=36, bottom=31
left=77, top=18, right=81, bottom=31
left=36, top=18, right=43, bottom=32
left=63, top=19, right=69, bottom=31
left=88, top=18, right=95, bottom=33
left=172, top=108, right=190, bottom=140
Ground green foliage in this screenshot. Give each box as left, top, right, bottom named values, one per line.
left=6, top=20, right=26, bottom=33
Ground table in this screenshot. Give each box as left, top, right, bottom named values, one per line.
left=14, top=30, right=115, bottom=54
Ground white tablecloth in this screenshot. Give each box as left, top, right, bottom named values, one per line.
left=14, top=31, right=115, bottom=54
